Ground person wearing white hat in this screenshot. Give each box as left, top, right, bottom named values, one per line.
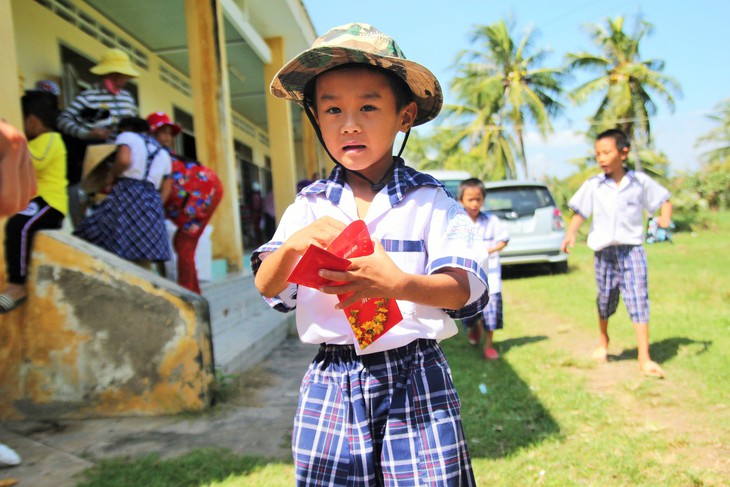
left=57, top=48, right=140, bottom=227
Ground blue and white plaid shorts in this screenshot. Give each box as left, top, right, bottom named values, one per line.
left=293, top=339, right=475, bottom=486
left=461, top=292, right=503, bottom=331
left=594, top=245, right=649, bottom=323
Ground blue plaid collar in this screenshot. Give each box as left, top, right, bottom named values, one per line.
left=299, top=158, right=445, bottom=207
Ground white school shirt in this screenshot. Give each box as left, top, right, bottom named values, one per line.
left=252, top=162, right=489, bottom=355
left=115, top=132, right=171, bottom=190
left=470, top=211, right=509, bottom=294
left=568, top=170, right=670, bottom=251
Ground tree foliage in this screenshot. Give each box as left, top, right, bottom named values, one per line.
left=566, top=16, right=681, bottom=151
left=443, top=19, right=565, bottom=179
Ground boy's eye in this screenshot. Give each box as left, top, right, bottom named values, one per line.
left=361, top=105, right=377, bottom=112
left=324, top=107, right=341, bottom=114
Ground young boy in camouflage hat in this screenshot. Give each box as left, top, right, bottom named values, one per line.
left=252, top=23, right=488, bottom=485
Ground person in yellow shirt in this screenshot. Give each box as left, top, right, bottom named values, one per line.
left=1, top=91, right=68, bottom=313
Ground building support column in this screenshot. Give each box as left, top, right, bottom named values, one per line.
left=1, top=0, right=23, bottom=126
left=264, top=37, right=297, bottom=222
left=185, top=0, right=242, bottom=272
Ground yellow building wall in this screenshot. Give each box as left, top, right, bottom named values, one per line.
left=9, top=0, right=267, bottom=171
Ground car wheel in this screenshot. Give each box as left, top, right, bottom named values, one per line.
left=552, top=261, right=568, bottom=274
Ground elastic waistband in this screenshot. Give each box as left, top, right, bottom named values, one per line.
left=319, top=339, right=437, bottom=354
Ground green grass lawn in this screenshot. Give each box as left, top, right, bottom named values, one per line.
left=78, top=212, right=730, bottom=486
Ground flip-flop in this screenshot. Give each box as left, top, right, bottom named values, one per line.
left=483, top=348, right=500, bottom=360
left=640, top=360, right=665, bottom=378
left=0, top=294, right=27, bottom=314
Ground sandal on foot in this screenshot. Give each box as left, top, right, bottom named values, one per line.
left=591, top=347, right=608, bottom=363
left=640, top=360, right=665, bottom=378
left=483, top=348, right=500, bottom=360
left=0, top=294, right=26, bottom=314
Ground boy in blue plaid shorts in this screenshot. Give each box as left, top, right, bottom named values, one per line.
left=252, top=23, right=488, bottom=486
left=458, top=178, right=509, bottom=361
left=561, top=128, right=672, bottom=378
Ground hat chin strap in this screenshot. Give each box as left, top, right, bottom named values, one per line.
left=303, top=103, right=410, bottom=192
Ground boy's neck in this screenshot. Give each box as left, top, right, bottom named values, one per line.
left=29, top=127, right=52, bottom=140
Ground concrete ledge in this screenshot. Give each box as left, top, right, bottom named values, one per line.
left=0, top=231, right=215, bottom=420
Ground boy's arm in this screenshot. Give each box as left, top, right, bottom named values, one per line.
left=0, top=120, right=36, bottom=216
left=319, top=240, right=470, bottom=310
left=254, top=216, right=345, bottom=298
left=561, top=213, right=585, bottom=253
left=656, top=200, right=672, bottom=228
left=488, top=241, right=508, bottom=254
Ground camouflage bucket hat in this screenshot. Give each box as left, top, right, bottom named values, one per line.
left=271, top=23, right=443, bottom=126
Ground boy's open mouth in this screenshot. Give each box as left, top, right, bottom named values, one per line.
left=343, top=144, right=366, bottom=151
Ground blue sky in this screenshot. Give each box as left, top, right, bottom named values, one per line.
left=301, top=0, right=729, bottom=179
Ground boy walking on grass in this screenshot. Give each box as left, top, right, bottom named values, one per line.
left=561, top=128, right=672, bottom=378
left=252, top=23, right=488, bottom=485
left=458, top=178, right=509, bottom=360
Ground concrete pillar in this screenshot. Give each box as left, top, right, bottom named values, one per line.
left=185, top=0, right=243, bottom=271
left=263, top=37, right=297, bottom=222
left=302, top=115, right=318, bottom=181
left=1, top=0, right=23, bottom=126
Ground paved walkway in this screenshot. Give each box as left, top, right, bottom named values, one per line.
left=0, top=337, right=318, bottom=487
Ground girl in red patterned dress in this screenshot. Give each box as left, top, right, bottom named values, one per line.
left=147, top=112, right=223, bottom=294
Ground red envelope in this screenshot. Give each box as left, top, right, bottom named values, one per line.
left=286, top=244, right=351, bottom=288
left=286, top=220, right=403, bottom=350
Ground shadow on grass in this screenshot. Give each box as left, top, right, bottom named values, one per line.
left=443, top=334, right=561, bottom=459
left=611, top=337, right=713, bottom=364
left=76, top=448, right=279, bottom=487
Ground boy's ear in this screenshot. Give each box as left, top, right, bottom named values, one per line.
left=399, top=101, right=418, bottom=132
left=620, top=147, right=630, bottom=160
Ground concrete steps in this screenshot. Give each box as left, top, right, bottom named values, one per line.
left=202, top=274, right=294, bottom=373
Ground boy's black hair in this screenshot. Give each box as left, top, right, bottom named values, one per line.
left=303, top=63, right=413, bottom=112
left=118, top=116, right=150, bottom=134
left=21, top=90, right=59, bottom=130
left=457, top=177, right=486, bottom=200
left=596, top=128, right=631, bottom=152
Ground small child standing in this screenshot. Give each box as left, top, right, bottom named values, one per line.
left=561, top=128, right=671, bottom=378
left=458, top=178, right=509, bottom=360
left=253, top=23, right=488, bottom=485
left=1, top=91, right=67, bottom=313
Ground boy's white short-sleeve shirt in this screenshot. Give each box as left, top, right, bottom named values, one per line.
left=568, top=170, right=670, bottom=251
left=115, top=132, right=171, bottom=189
left=252, top=162, right=489, bottom=355
left=471, top=212, right=509, bottom=293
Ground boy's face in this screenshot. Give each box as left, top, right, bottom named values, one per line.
left=595, top=137, right=628, bottom=177
left=23, top=114, right=43, bottom=140
left=460, top=186, right=485, bottom=219
left=313, top=66, right=417, bottom=179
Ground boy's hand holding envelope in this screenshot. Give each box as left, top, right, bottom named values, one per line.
left=287, top=220, right=403, bottom=350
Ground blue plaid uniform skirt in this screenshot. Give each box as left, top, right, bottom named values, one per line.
left=461, top=292, right=503, bottom=331
left=594, top=244, right=649, bottom=323
left=294, top=339, right=475, bottom=486
left=74, top=178, right=171, bottom=261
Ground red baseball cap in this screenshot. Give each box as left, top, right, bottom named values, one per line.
left=146, top=112, right=181, bottom=135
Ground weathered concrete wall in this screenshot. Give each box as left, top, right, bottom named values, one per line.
left=0, top=231, right=215, bottom=420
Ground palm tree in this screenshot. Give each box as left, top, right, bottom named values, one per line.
left=696, top=98, right=730, bottom=170
left=567, top=16, right=682, bottom=169
left=448, top=19, right=565, bottom=179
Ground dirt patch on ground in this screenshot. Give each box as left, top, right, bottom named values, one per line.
left=511, top=298, right=730, bottom=480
